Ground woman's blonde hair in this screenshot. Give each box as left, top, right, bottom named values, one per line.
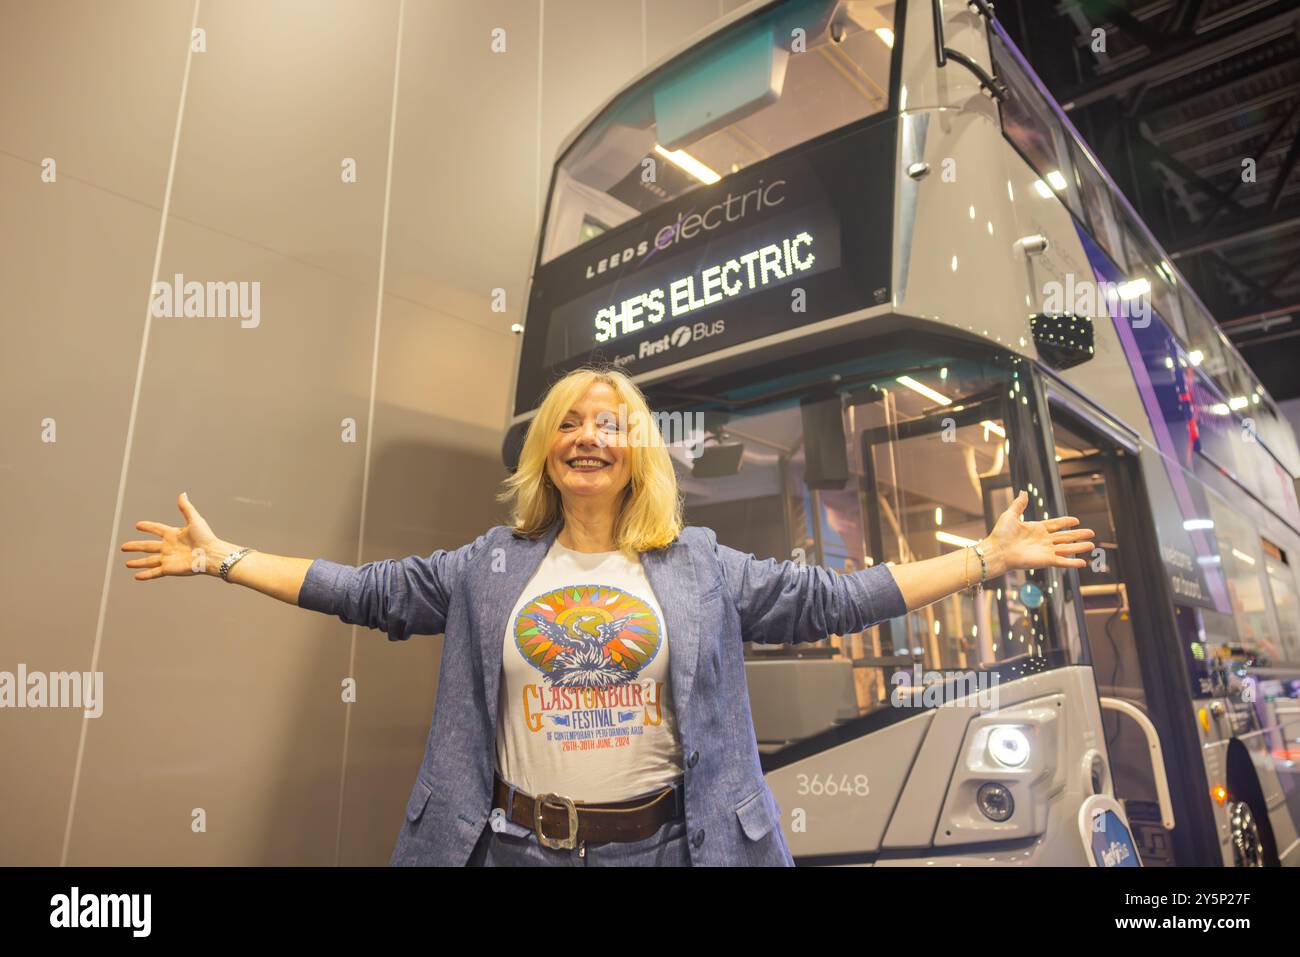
left=497, top=365, right=684, bottom=553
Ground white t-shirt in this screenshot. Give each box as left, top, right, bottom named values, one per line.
left=494, top=538, right=683, bottom=802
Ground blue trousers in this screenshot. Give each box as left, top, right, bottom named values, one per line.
left=469, top=779, right=691, bottom=866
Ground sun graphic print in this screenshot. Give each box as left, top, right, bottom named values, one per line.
left=513, top=584, right=662, bottom=688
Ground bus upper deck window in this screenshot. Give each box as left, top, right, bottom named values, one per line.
left=1069, top=137, right=1127, bottom=273
left=539, top=0, right=897, bottom=264
left=989, top=28, right=1084, bottom=224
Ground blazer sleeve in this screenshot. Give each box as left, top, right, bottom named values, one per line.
left=699, top=526, right=908, bottom=645
left=295, top=530, right=492, bottom=642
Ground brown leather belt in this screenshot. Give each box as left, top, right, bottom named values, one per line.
left=492, top=772, right=683, bottom=849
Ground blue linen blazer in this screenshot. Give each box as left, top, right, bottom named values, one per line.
left=297, top=519, right=907, bottom=866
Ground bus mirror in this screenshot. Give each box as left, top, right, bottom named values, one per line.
left=801, top=394, right=849, bottom=490
left=691, top=442, right=746, bottom=479
left=702, top=410, right=731, bottom=432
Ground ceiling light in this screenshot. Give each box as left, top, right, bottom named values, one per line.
left=936, top=531, right=978, bottom=548
left=653, top=144, right=720, bottom=184
left=1117, top=278, right=1150, bottom=300
left=895, top=375, right=951, bottom=405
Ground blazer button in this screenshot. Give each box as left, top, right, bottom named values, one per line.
left=687, top=750, right=699, bottom=768
left=692, top=828, right=706, bottom=848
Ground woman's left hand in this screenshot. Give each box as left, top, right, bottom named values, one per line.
left=983, top=490, right=1095, bottom=575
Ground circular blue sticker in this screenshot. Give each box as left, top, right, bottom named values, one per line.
left=1019, top=582, right=1043, bottom=609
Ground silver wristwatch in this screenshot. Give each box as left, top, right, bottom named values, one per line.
left=218, top=547, right=255, bottom=581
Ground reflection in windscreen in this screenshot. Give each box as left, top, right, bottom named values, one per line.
left=663, top=352, right=1068, bottom=751
left=542, top=0, right=896, bottom=263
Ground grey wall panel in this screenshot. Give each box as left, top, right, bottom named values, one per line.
left=66, top=216, right=378, bottom=865
left=540, top=0, right=643, bottom=187
left=0, top=160, right=170, bottom=865
left=0, top=0, right=193, bottom=205
left=645, top=0, right=720, bottom=65
left=0, top=0, right=192, bottom=867
left=167, top=0, right=401, bottom=288
left=384, top=0, right=541, bottom=329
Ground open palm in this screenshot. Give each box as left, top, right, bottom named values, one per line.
left=990, top=490, right=1095, bottom=572
left=120, top=492, right=219, bottom=580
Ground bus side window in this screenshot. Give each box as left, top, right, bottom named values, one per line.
left=1206, top=494, right=1285, bottom=665
left=1262, top=539, right=1300, bottom=664
left=1069, top=137, right=1128, bottom=272
left=988, top=29, right=1085, bottom=224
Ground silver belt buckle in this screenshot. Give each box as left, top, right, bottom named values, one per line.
left=534, top=793, right=579, bottom=849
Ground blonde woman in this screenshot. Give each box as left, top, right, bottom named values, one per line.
left=120, top=365, right=1094, bottom=866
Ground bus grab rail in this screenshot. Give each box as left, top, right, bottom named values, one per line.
left=1098, top=696, right=1177, bottom=830
left=930, top=0, right=1007, bottom=100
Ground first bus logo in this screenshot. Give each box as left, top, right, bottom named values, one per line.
left=633, top=318, right=724, bottom=361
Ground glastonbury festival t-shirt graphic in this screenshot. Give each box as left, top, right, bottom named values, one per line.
left=496, top=539, right=684, bottom=803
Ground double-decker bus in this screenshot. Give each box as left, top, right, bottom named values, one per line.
left=504, top=0, right=1300, bottom=866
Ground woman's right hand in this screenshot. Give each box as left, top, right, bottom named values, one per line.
left=120, top=492, right=220, bottom=580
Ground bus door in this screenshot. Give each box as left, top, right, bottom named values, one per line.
left=1046, top=400, right=1223, bottom=866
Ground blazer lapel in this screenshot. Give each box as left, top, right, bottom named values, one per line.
left=640, top=535, right=704, bottom=727
left=480, top=518, right=562, bottom=745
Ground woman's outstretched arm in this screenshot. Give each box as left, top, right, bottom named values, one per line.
left=120, top=492, right=313, bottom=604
left=121, top=491, right=486, bottom=641
left=888, top=490, right=1094, bottom=611
left=204, top=540, right=315, bottom=604
left=711, top=490, right=1094, bottom=644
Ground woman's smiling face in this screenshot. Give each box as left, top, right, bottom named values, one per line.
left=547, top=382, right=633, bottom=506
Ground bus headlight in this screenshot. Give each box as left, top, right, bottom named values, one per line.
left=987, top=726, right=1031, bottom=768
left=977, top=782, right=1015, bottom=822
